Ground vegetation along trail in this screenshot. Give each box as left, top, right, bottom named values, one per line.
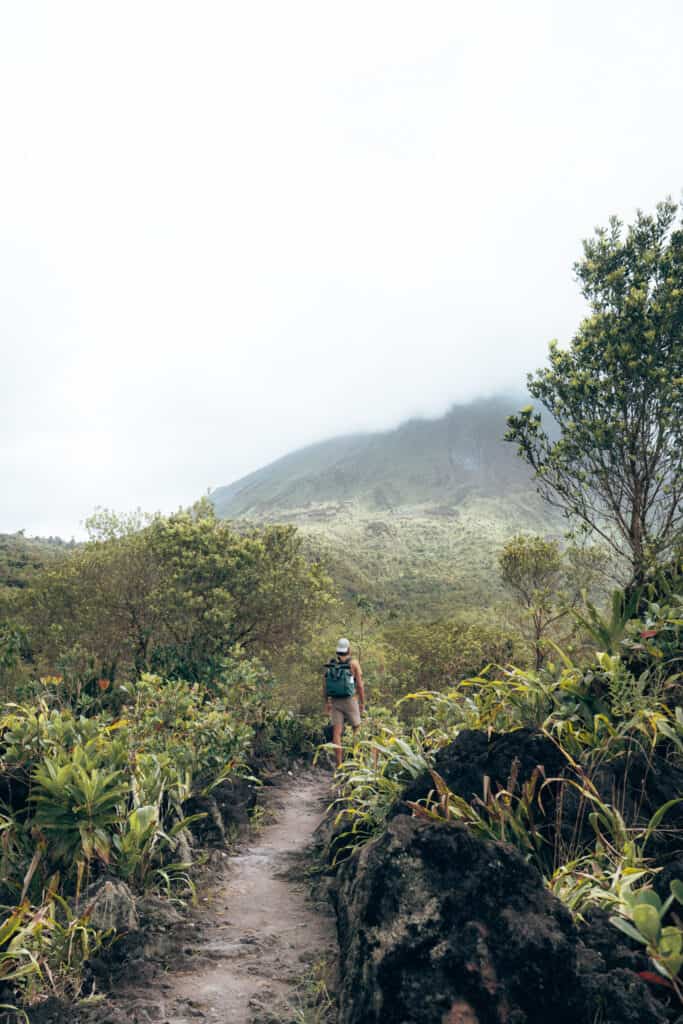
left=119, top=772, right=336, bottom=1024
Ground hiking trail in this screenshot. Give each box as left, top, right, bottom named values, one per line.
left=117, top=771, right=336, bottom=1024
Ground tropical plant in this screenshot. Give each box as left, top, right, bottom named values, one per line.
left=112, top=803, right=201, bottom=892
left=507, top=198, right=683, bottom=582
left=30, top=748, right=129, bottom=870
left=573, top=587, right=643, bottom=654
left=548, top=856, right=653, bottom=920
left=0, top=905, right=40, bottom=987
left=406, top=766, right=553, bottom=874
left=610, top=881, right=683, bottom=997
left=324, top=728, right=430, bottom=863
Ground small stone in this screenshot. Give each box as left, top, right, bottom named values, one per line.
left=82, top=878, right=139, bottom=933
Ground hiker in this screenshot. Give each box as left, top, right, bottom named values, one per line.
left=324, top=637, right=365, bottom=768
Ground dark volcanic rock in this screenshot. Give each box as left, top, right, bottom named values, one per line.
left=398, top=727, right=683, bottom=860
left=211, top=775, right=257, bottom=829
left=184, top=776, right=257, bottom=845
left=333, top=815, right=667, bottom=1024
left=399, top=728, right=571, bottom=810
left=183, top=793, right=226, bottom=845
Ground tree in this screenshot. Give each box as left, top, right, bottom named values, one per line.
left=20, top=501, right=332, bottom=685
left=499, top=534, right=607, bottom=669
left=506, top=199, right=683, bottom=582
left=145, top=503, right=332, bottom=678
left=382, top=616, right=521, bottom=695
left=499, top=535, right=565, bottom=670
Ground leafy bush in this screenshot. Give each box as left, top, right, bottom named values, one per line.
left=31, top=749, right=129, bottom=869
left=611, top=881, right=683, bottom=995
left=323, top=726, right=430, bottom=863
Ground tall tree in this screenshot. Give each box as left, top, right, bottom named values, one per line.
left=506, top=199, right=683, bottom=581
left=498, top=534, right=606, bottom=669
left=20, top=501, right=332, bottom=684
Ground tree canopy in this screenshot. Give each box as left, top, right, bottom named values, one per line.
left=499, top=534, right=606, bottom=668
left=507, top=198, right=683, bottom=581
left=19, top=500, right=332, bottom=685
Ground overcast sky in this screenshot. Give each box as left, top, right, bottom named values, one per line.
left=1, top=1, right=682, bottom=538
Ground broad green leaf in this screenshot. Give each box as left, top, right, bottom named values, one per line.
left=609, top=915, right=648, bottom=945
left=633, top=904, right=661, bottom=945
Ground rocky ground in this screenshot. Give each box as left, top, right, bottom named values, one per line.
left=26, top=772, right=337, bottom=1024
left=17, top=731, right=683, bottom=1024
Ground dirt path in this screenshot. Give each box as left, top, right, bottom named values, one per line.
left=119, top=772, right=337, bottom=1024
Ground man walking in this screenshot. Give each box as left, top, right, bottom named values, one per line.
left=324, top=637, right=365, bottom=767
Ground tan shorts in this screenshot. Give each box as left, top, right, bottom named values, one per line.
left=329, top=696, right=361, bottom=729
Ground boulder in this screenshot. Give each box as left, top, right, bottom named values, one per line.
left=397, top=727, right=683, bottom=860
left=136, top=894, right=183, bottom=929
left=332, top=815, right=666, bottom=1024
left=399, top=727, right=570, bottom=815
left=81, top=878, right=139, bottom=933
left=183, top=777, right=258, bottom=845
left=211, top=775, right=258, bottom=830
left=182, top=793, right=226, bottom=845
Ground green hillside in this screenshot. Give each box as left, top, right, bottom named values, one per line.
left=0, top=531, right=71, bottom=591
left=212, top=396, right=561, bottom=614
left=212, top=396, right=535, bottom=517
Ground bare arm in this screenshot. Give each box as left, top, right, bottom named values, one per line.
left=351, top=660, right=365, bottom=710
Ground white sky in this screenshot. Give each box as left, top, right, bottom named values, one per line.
left=1, top=1, right=682, bottom=538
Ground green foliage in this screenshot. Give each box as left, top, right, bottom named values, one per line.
left=254, top=708, right=325, bottom=766
left=112, top=802, right=201, bottom=894
left=31, top=751, right=129, bottom=868
left=0, top=896, right=110, bottom=1006
left=381, top=616, right=521, bottom=702
left=507, top=198, right=683, bottom=581
left=323, top=726, right=430, bottom=863
left=573, top=587, right=643, bottom=654
left=499, top=534, right=607, bottom=668
left=621, top=563, right=683, bottom=689
left=0, top=905, right=40, bottom=986
left=128, top=670, right=254, bottom=789
left=1, top=702, right=104, bottom=769
left=548, top=856, right=653, bottom=922
left=0, top=533, right=70, bottom=592
left=0, top=657, right=276, bottom=906
left=404, top=650, right=682, bottom=768
left=407, top=765, right=552, bottom=875
left=403, top=656, right=606, bottom=742
left=14, top=501, right=331, bottom=688
left=499, top=533, right=563, bottom=595
left=610, top=882, right=683, bottom=991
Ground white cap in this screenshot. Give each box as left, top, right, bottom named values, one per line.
left=336, top=637, right=350, bottom=654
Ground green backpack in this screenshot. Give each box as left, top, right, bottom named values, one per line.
left=325, top=658, right=356, bottom=698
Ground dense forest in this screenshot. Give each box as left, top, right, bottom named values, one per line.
left=1, top=199, right=682, bottom=1022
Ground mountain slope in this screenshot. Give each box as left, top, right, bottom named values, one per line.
left=212, top=396, right=535, bottom=518
left=211, top=396, right=559, bottom=614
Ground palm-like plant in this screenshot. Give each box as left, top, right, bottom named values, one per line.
left=31, top=747, right=129, bottom=868
left=573, top=587, right=642, bottom=654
